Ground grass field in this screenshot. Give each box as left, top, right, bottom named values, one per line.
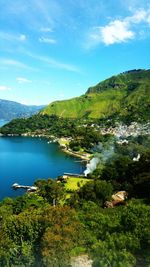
left=58, top=138, right=70, bottom=146
left=64, top=177, right=92, bottom=191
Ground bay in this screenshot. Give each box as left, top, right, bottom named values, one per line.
left=0, top=137, right=85, bottom=200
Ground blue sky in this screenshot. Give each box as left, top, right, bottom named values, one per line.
left=0, top=0, right=150, bottom=105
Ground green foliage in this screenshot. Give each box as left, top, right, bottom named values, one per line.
left=0, top=180, right=149, bottom=266
left=120, top=203, right=150, bottom=243
left=41, top=206, right=85, bottom=267
left=69, top=180, right=113, bottom=207
left=99, top=150, right=150, bottom=198
left=41, top=69, right=150, bottom=122
left=35, top=178, right=65, bottom=204
left=92, top=242, right=136, bottom=267
left=12, top=194, right=46, bottom=214
left=0, top=114, right=77, bottom=136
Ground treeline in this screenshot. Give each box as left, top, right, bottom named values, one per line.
left=0, top=115, right=76, bottom=136
left=0, top=114, right=88, bottom=136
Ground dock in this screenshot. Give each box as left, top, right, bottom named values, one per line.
left=12, top=183, right=38, bottom=192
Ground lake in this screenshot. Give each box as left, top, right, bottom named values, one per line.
left=0, top=137, right=85, bottom=200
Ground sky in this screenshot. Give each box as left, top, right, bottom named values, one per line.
left=0, top=0, right=150, bottom=105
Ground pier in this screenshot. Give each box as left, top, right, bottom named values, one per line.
left=12, top=183, right=38, bottom=192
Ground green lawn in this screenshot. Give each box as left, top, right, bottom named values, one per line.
left=64, top=177, right=92, bottom=191
left=58, top=138, right=70, bottom=146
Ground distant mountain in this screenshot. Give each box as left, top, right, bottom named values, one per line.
left=41, top=69, right=150, bottom=122
left=0, top=99, right=45, bottom=120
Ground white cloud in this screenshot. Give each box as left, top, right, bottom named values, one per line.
left=100, top=20, right=134, bottom=45
left=19, top=34, right=27, bottom=41
left=0, top=85, right=11, bottom=91
left=125, top=8, right=150, bottom=24
left=17, top=77, right=32, bottom=84
left=39, top=37, right=56, bottom=44
left=40, top=27, right=53, bottom=32
left=86, top=8, right=150, bottom=47
left=0, top=31, right=27, bottom=42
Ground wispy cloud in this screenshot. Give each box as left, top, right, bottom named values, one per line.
left=0, top=31, right=27, bottom=42
left=39, top=37, right=57, bottom=44
left=0, top=1, right=63, bottom=37
left=17, top=77, right=32, bottom=84
left=0, top=85, right=11, bottom=91
left=85, top=8, right=150, bottom=48
left=26, top=52, right=80, bottom=73
left=40, top=27, right=53, bottom=32
left=0, top=58, right=38, bottom=72
left=0, top=59, right=28, bottom=69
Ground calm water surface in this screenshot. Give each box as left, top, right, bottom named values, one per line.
left=0, top=137, right=84, bottom=200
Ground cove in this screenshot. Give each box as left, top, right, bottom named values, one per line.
left=0, top=136, right=85, bottom=200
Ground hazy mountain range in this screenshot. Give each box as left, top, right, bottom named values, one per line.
left=0, top=99, right=45, bottom=120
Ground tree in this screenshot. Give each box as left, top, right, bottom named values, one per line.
left=41, top=206, right=85, bottom=267
left=37, top=179, right=65, bottom=204
left=71, top=180, right=113, bottom=206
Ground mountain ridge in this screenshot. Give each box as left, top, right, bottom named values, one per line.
left=41, top=69, right=150, bottom=122
left=0, top=98, right=45, bottom=120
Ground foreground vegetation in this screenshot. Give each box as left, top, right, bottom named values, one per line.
left=0, top=135, right=149, bottom=266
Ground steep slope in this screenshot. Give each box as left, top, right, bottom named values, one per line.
left=41, top=69, right=150, bottom=121
left=0, top=99, right=45, bottom=120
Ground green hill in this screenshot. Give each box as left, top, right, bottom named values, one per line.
left=41, top=69, right=150, bottom=122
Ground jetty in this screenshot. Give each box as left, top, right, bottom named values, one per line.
left=12, top=183, right=38, bottom=192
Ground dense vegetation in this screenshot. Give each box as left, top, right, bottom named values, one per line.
left=0, top=133, right=149, bottom=266
left=41, top=69, right=150, bottom=122
left=0, top=115, right=77, bottom=136
left=0, top=99, right=45, bottom=120
left=0, top=69, right=150, bottom=266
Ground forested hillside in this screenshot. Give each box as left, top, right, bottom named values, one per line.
left=41, top=69, right=150, bottom=122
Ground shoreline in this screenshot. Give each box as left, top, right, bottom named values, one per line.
left=62, top=147, right=91, bottom=161
left=0, top=133, right=92, bottom=161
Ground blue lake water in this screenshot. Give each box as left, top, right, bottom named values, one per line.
left=0, top=137, right=85, bottom=200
